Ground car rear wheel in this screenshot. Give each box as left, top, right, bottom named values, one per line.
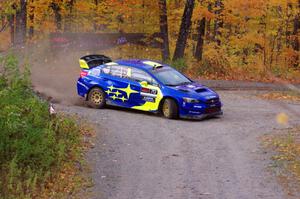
left=88, top=87, right=106, bottom=109
left=162, top=98, right=178, bottom=119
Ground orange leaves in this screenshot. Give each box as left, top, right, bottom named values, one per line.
left=193, top=6, right=215, bottom=21
left=75, top=1, right=94, bottom=13
left=224, top=0, right=267, bottom=18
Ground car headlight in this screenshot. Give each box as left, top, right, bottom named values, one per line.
left=183, top=97, right=199, bottom=103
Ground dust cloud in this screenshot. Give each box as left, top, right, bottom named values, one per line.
left=28, top=38, right=105, bottom=106
left=16, top=33, right=150, bottom=105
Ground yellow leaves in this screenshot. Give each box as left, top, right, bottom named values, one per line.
left=268, top=0, right=298, bottom=8
left=192, top=6, right=215, bottom=21
left=75, top=1, right=95, bottom=13
left=224, top=0, right=267, bottom=18
left=227, top=33, right=265, bottom=52
left=282, top=47, right=300, bottom=68
left=0, top=0, right=17, bottom=15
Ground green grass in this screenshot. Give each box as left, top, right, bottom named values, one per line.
left=0, top=54, right=88, bottom=199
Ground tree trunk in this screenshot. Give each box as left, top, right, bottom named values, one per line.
left=292, top=0, right=299, bottom=67
left=8, top=15, right=15, bottom=45
left=0, top=18, right=5, bottom=32
left=64, top=0, right=75, bottom=32
left=15, top=0, right=27, bottom=45
left=292, top=1, right=299, bottom=52
left=285, top=3, right=292, bottom=47
left=50, top=2, right=62, bottom=31
left=194, top=17, right=206, bottom=61
left=206, top=2, right=212, bottom=41
left=173, top=0, right=195, bottom=61
left=29, top=0, right=34, bottom=38
left=158, top=0, right=170, bottom=61
left=212, top=0, right=223, bottom=45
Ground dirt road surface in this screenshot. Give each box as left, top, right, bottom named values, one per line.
left=58, top=91, right=300, bottom=199
left=27, top=48, right=300, bottom=199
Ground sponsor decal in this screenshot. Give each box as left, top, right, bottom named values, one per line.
left=141, top=87, right=158, bottom=95
left=194, top=105, right=203, bottom=109
left=142, top=96, right=155, bottom=103
left=105, top=84, right=139, bottom=102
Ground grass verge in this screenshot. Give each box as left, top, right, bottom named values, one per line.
left=0, top=54, right=94, bottom=199
left=263, top=127, right=300, bottom=198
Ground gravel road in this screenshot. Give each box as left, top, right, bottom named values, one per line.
left=25, top=46, right=300, bottom=199
left=57, top=90, right=300, bottom=199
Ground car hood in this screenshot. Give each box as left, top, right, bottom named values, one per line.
left=170, top=82, right=219, bottom=100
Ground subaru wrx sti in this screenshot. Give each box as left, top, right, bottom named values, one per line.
left=77, top=55, right=223, bottom=119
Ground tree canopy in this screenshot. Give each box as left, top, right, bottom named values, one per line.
left=0, top=0, right=299, bottom=81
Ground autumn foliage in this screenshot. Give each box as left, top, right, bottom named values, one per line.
left=0, top=0, right=299, bottom=81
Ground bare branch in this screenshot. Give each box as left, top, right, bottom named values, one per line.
left=0, top=21, right=8, bottom=33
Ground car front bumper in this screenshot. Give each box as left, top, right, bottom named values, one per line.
left=180, top=110, right=223, bottom=120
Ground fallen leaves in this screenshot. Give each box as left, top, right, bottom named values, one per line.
left=263, top=126, right=300, bottom=198
left=259, top=91, right=300, bottom=103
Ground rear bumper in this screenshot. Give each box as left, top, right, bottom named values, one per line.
left=77, top=79, right=89, bottom=97
left=180, top=110, right=223, bottom=120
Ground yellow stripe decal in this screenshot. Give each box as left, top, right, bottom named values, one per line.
left=143, top=61, right=160, bottom=67
left=132, top=84, right=163, bottom=111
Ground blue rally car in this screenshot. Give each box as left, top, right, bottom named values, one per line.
left=77, top=55, right=223, bottom=119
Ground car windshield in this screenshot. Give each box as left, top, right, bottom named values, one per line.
left=152, top=67, right=192, bottom=86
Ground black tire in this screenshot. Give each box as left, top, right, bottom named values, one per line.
left=162, top=98, right=178, bottom=119
left=87, top=87, right=106, bottom=109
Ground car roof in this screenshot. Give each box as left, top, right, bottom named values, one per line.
left=114, top=59, right=165, bottom=71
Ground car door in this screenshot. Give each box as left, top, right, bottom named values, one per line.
left=129, top=68, right=163, bottom=111
left=100, top=64, right=141, bottom=108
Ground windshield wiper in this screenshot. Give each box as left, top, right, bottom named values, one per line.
left=165, top=84, right=177, bottom=87
left=165, top=82, right=191, bottom=87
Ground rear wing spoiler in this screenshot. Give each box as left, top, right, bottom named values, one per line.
left=79, top=54, right=112, bottom=69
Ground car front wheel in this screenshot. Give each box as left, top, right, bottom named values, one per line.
left=88, top=87, right=106, bottom=109
left=162, top=98, right=178, bottom=119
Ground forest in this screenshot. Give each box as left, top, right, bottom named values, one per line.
left=0, top=0, right=299, bottom=82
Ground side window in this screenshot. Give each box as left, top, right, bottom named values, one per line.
left=90, top=68, right=101, bottom=76
left=131, top=68, right=158, bottom=86
left=120, top=66, right=131, bottom=78
left=105, top=65, right=130, bottom=79
left=101, top=65, right=111, bottom=74
left=102, top=65, right=158, bottom=86
left=110, top=65, right=122, bottom=77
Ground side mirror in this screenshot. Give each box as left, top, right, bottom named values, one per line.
left=140, top=81, right=148, bottom=87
